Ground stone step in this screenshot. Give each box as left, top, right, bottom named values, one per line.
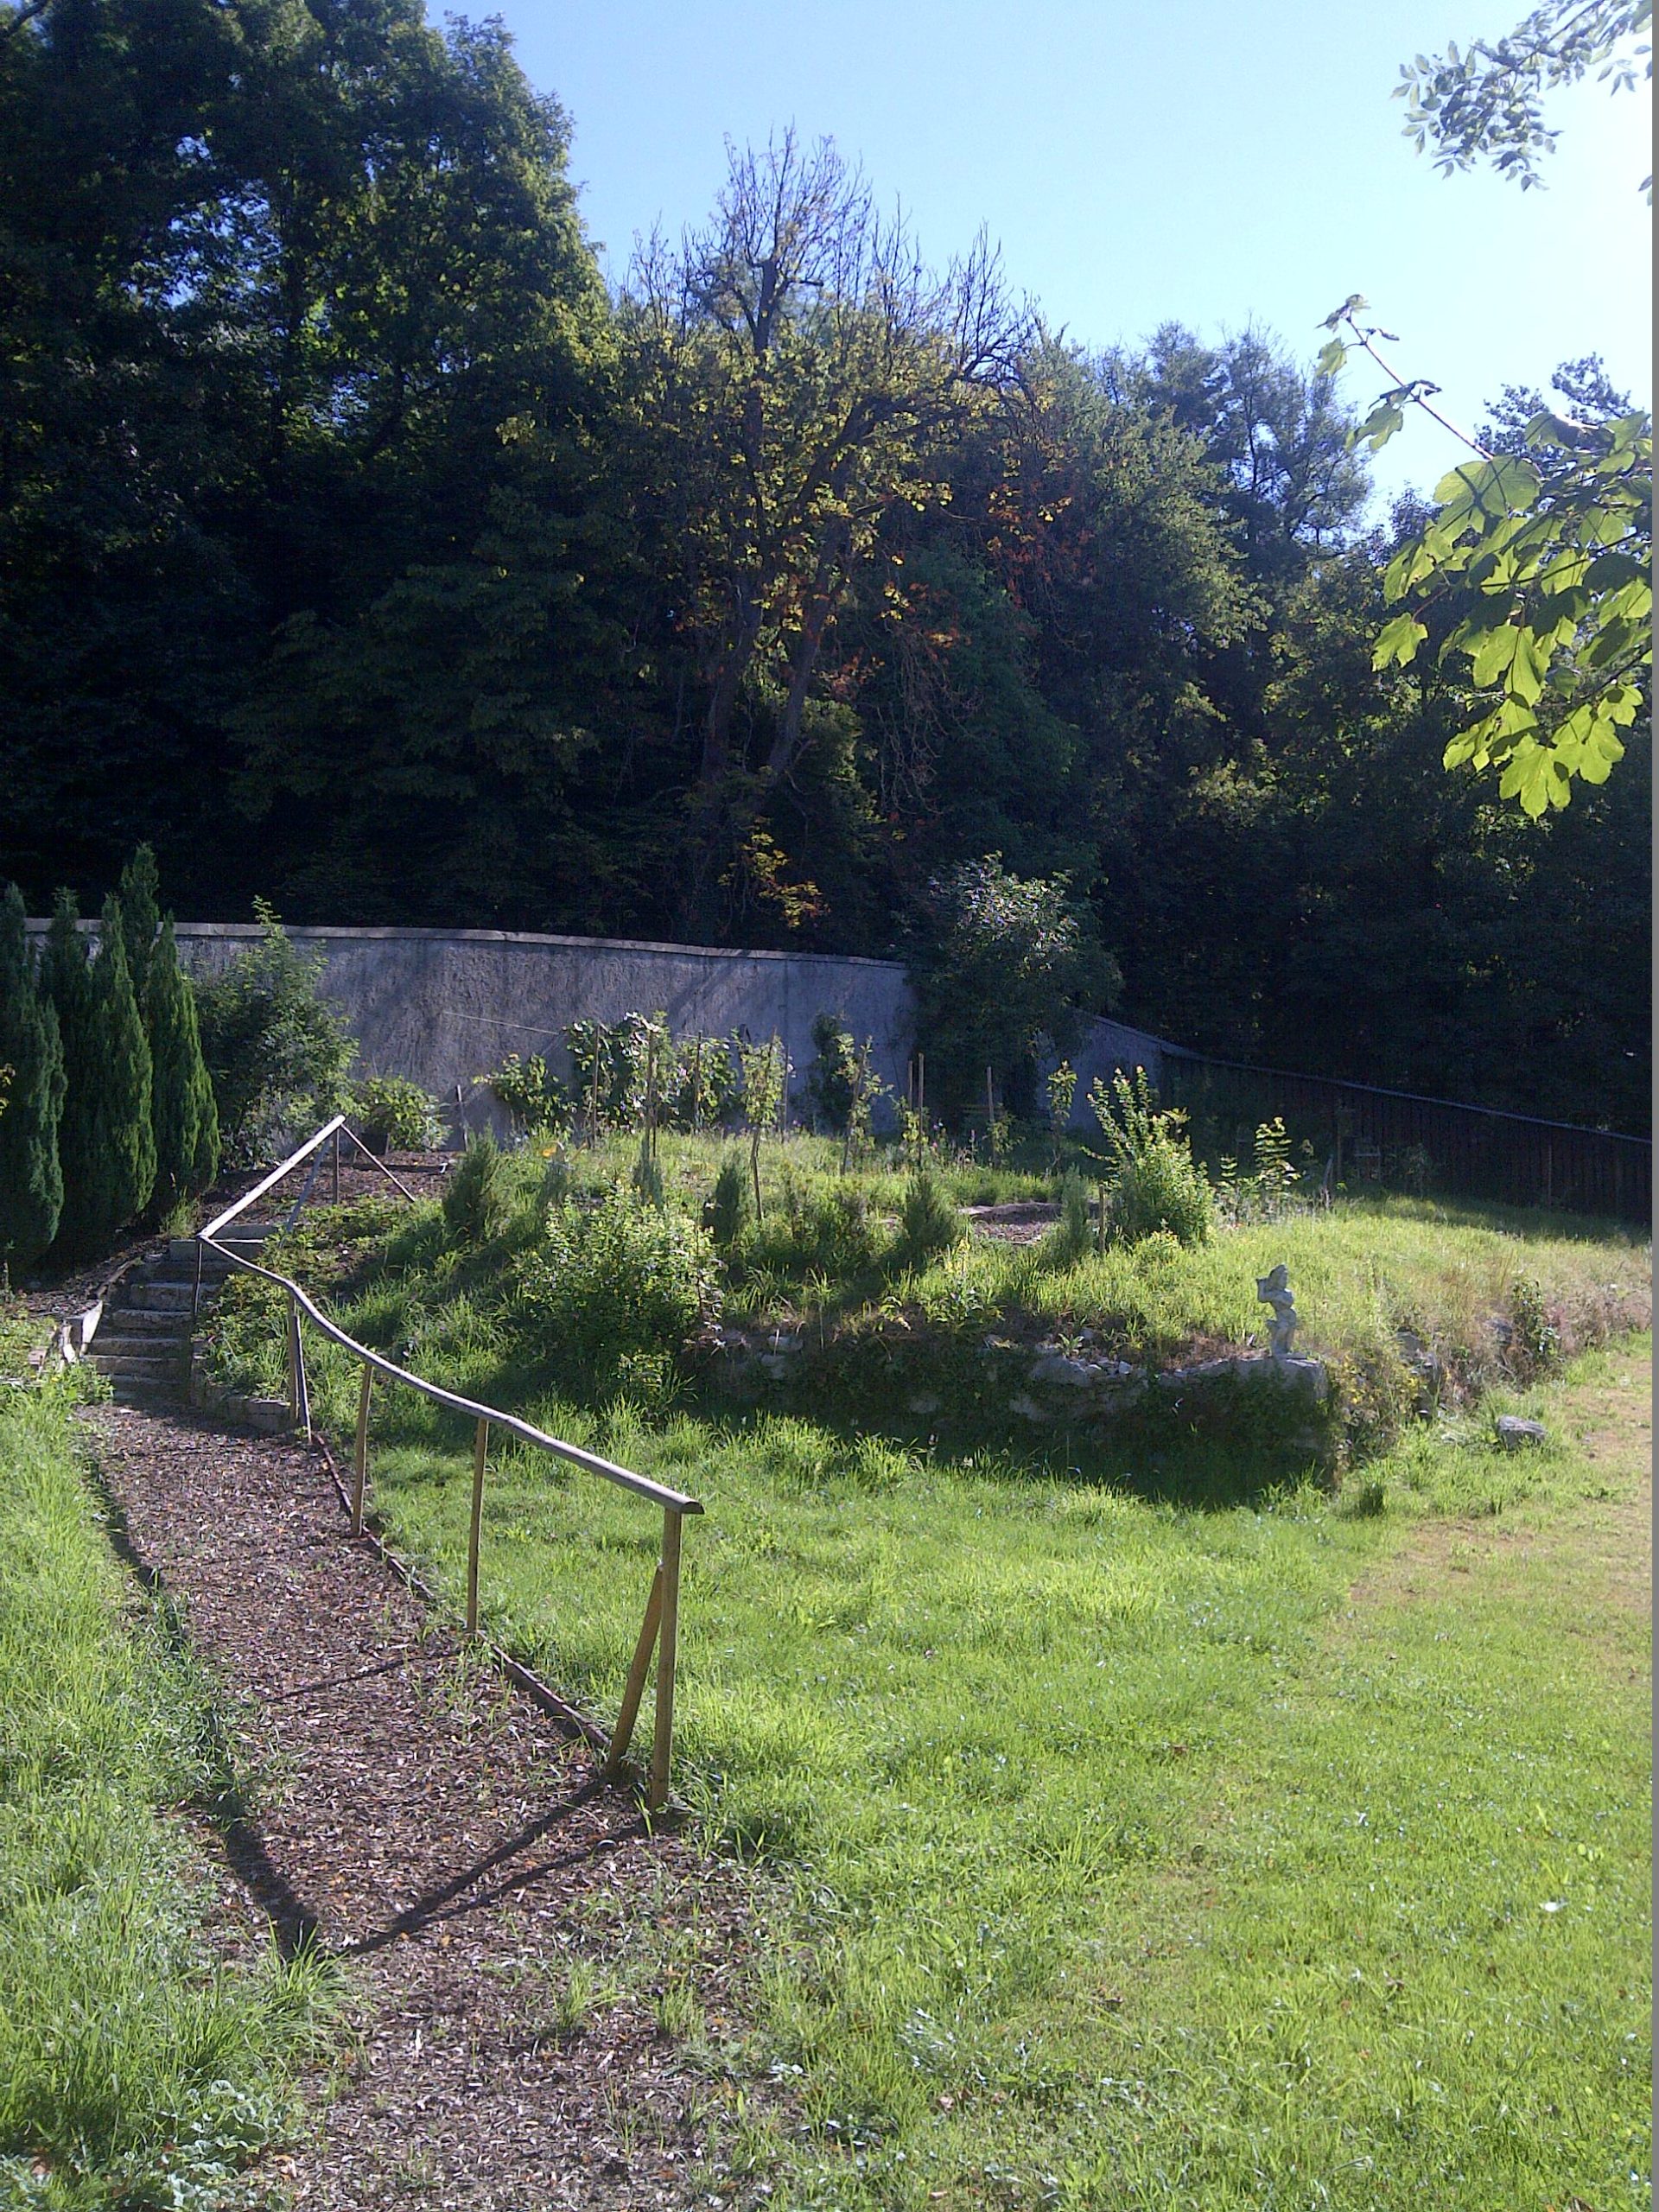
left=167, top=1230, right=271, bottom=1262
left=125, top=1281, right=196, bottom=1313
left=108, top=1375, right=185, bottom=1405
left=92, top=1351, right=188, bottom=1383
left=93, top=1332, right=191, bottom=1360
left=99, top=1306, right=189, bottom=1338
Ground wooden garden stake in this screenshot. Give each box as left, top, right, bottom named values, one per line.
left=649, top=1507, right=683, bottom=1813
left=604, top=1566, right=664, bottom=1776
left=352, top=1363, right=373, bottom=1535
left=466, top=1417, right=488, bottom=1635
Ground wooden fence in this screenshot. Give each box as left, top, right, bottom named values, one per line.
left=199, top=1116, right=702, bottom=1809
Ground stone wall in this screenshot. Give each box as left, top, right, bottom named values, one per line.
left=25, top=919, right=1175, bottom=1139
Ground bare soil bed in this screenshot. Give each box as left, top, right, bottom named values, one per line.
left=83, top=1402, right=773, bottom=2212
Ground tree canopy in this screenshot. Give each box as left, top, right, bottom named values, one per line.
left=0, top=0, right=1648, bottom=1135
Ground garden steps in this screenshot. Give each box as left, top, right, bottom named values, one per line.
left=87, top=1226, right=275, bottom=1406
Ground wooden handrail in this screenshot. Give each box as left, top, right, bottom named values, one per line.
left=197, top=1119, right=702, bottom=1807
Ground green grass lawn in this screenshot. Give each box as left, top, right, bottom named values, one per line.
left=204, top=1175, right=1651, bottom=2208
left=0, top=1380, right=327, bottom=2209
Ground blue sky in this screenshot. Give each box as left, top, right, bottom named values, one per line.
left=473, top=0, right=1651, bottom=512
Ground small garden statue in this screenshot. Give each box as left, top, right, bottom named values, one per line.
left=1255, top=1263, right=1299, bottom=1362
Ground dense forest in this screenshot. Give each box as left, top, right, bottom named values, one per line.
left=0, top=0, right=1648, bottom=1132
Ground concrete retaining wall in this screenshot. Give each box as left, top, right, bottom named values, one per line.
left=25, top=920, right=1174, bottom=1139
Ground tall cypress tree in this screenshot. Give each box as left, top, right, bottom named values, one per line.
left=88, top=898, right=155, bottom=1244
left=41, top=891, right=99, bottom=1261
left=146, top=916, right=219, bottom=1220
left=0, top=886, right=65, bottom=1274
left=117, top=844, right=162, bottom=1010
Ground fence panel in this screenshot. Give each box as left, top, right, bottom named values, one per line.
left=1160, top=1053, right=1650, bottom=1222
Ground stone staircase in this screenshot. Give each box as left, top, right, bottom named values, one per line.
left=89, top=1230, right=272, bottom=1406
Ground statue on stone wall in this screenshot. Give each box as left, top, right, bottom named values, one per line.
left=1255, top=1263, right=1299, bottom=1362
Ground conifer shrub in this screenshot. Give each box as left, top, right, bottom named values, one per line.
left=442, top=1134, right=513, bottom=1245
left=897, top=1160, right=964, bottom=1268
left=193, top=903, right=356, bottom=1162
left=86, top=899, right=156, bottom=1248
left=145, top=917, right=219, bottom=1223
left=1048, top=1166, right=1092, bottom=1265
left=41, top=893, right=99, bottom=1262
left=115, top=844, right=162, bottom=1010
left=708, top=1155, right=751, bottom=1249
left=0, top=887, right=65, bottom=1273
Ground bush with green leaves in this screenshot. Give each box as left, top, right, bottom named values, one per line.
left=906, top=855, right=1118, bottom=1122
left=513, top=1185, right=719, bottom=1392
left=741, top=1173, right=884, bottom=1283
left=474, top=1053, right=568, bottom=1137
left=353, top=1075, right=444, bottom=1151
left=1089, top=1065, right=1212, bottom=1249
left=194, top=903, right=356, bottom=1163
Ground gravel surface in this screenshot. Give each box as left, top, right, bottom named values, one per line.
left=83, top=1402, right=777, bottom=2212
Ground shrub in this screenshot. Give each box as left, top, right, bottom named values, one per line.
left=194, top=903, right=356, bottom=1162
left=514, top=1186, right=719, bottom=1391
left=906, top=855, right=1118, bottom=1121
left=1047, top=1166, right=1092, bottom=1266
left=1089, top=1066, right=1211, bottom=1249
left=145, top=917, right=219, bottom=1222
left=898, top=1160, right=963, bottom=1268
left=708, top=1155, right=751, bottom=1249
left=39, top=892, right=98, bottom=1260
left=442, top=1135, right=514, bottom=1246
left=353, top=1075, right=443, bottom=1152
left=54, top=901, right=155, bottom=1261
left=0, top=886, right=64, bottom=1273
left=474, top=1053, right=567, bottom=1137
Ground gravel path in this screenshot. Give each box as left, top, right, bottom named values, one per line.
left=83, top=1403, right=770, bottom=2212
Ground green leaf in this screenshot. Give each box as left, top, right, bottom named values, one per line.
left=1314, top=338, right=1348, bottom=378
left=1469, top=623, right=1520, bottom=688
left=1507, top=628, right=1548, bottom=704
left=1372, top=613, right=1427, bottom=669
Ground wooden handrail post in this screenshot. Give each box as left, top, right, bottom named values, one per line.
left=352, top=1363, right=373, bottom=1535
left=290, top=1297, right=312, bottom=1443
left=466, top=1417, right=489, bottom=1635
left=604, top=1567, right=664, bottom=1776
left=285, top=1294, right=300, bottom=1430
left=648, top=1507, right=683, bottom=1812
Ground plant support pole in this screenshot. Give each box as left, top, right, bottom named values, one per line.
left=352, top=1363, right=373, bottom=1535
left=648, top=1507, right=683, bottom=1813
left=605, top=1566, right=665, bottom=1776
left=466, top=1417, right=488, bottom=1635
